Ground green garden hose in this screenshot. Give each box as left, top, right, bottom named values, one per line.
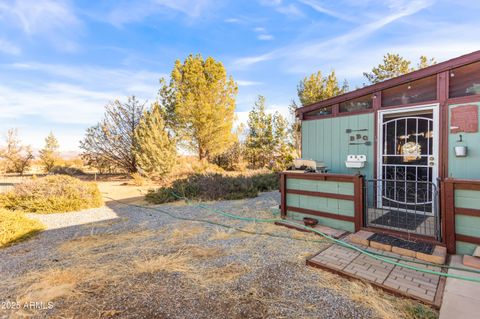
left=106, top=195, right=480, bottom=283
left=169, top=192, right=480, bottom=282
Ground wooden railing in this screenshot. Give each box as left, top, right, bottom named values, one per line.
left=442, top=178, right=480, bottom=254
left=279, top=172, right=364, bottom=232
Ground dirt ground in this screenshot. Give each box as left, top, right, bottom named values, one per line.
left=0, top=186, right=437, bottom=319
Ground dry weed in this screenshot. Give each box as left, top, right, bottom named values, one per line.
left=198, top=263, right=251, bottom=285
left=18, top=268, right=84, bottom=304
left=135, top=250, right=195, bottom=274
left=208, top=227, right=249, bottom=240
left=58, top=229, right=155, bottom=257
left=185, top=245, right=224, bottom=259
left=165, top=224, right=205, bottom=244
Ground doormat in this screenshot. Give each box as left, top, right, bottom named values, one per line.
left=367, top=233, right=434, bottom=255
left=370, top=211, right=429, bottom=231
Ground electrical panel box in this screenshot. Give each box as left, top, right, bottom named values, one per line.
left=345, top=155, right=366, bottom=168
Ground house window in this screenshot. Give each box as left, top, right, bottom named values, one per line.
left=382, top=75, right=437, bottom=107
left=304, top=105, right=333, bottom=117
left=449, top=61, right=480, bottom=98
left=339, top=94, right=373, bottom=113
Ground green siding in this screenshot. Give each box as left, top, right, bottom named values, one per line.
left=456, top=241, right=478, bottom=256
left=287, top=178, right=354, bottom=195
left=455, top=189, right=480, bottom=209
left=302, top=113, right=375, bottom=178
left=286, top=210, right=355, bottom=232
left=454, top=188, right=480, bottom=255
left=455, top=215, right=480, bottom=238
left=286, top=193, right=354, bottom=216
left=448, top=102, right=480, bottom=179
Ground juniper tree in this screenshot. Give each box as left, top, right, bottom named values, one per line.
left=39, top=132, right=60, bottom=173
left=160, top=54, right=237, bottom=160
left=133, top=103, right=176, bottom=178
left=80, top=96, right=145, bottom=173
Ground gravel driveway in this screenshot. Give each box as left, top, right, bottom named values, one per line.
left=0, top=192, right=429, bottom=318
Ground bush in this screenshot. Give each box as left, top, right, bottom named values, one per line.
left=130, top=172, right=146, bottom=186
left=146, top=172, right=279, bottom=204
left=0, top=175, right=103, bottom=213
left=50, top=165, right=86, bottom=176
left=0, top=209, right=44, bottom=247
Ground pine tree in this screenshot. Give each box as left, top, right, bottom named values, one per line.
left=133, top=103, right=176, bottom=178
left=297, top=70, right=348, bottom=106
left=364, top=53, right=437, bottom=84
left=245, top=96, right=275, bottom=169
left=39, top=132, right=60, bottom=173
left=161, top=54, right=237, bottom=160
left=272, top=112, right=295, bottom=170
left=290, top=70, right=348, bottom=157
left=245, top=96, right=294, bottom=170
left=417, top=55, right=437, bottom=69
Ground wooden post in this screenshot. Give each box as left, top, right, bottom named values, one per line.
left=444, top=179, right=456, bottom=254
left=353, top=175, right=364, bottom=232
left=280, top=173, right=287, bottom=218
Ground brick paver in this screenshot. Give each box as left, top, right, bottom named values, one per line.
left=309, top=244, right=443, bottom=303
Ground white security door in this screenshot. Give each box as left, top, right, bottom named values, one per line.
left=377, top=105, right=439, bottom=216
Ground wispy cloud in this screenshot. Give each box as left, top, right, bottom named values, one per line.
left=106, top=0, right=214, bottom=26
left=258, top=34, right=274, bottom=41
left=0, top=38, right=21, bottom=55
left=233, top=0, right=433, bottom=69
left=260, top=0, right=304, bottom=18
left=0, top=0, right=81, bottom=34
left=253, top=27, right=274, bottom=41
left=0, top=62, right=166, bottom=126
left=0, top=0, right=82, bottom=52
left=224, top=17, right=243, bottom=24
left=6, top=62, right=166, bottom=96
left=298, top=0, right=354, bottom=21
left=276, top=3, right=304, bottom=18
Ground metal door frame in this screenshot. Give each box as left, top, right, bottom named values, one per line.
left=376, top=104, right=440, bottom=216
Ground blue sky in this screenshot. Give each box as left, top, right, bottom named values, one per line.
left=1, top=0, right=480, bottom=152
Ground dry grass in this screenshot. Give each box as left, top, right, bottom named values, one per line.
left=10, top=262, right=129, bottom=318
left=135, top=243, right=225, bottom=275
left=135, top=249, right=195, bottom=274
left=185, top=245, right=224, bottom=259
left=18, top=268, right=86, bottom=304
left=166, top=224, right=205, bottom=244
left=58, top=229, right=156, bottom=258
left=199, top=263, right=251, bottom=285
left=0, top=209, right=44, bottom=247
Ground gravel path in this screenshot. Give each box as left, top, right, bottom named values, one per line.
left=0, top=192, right=422, bottom=318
